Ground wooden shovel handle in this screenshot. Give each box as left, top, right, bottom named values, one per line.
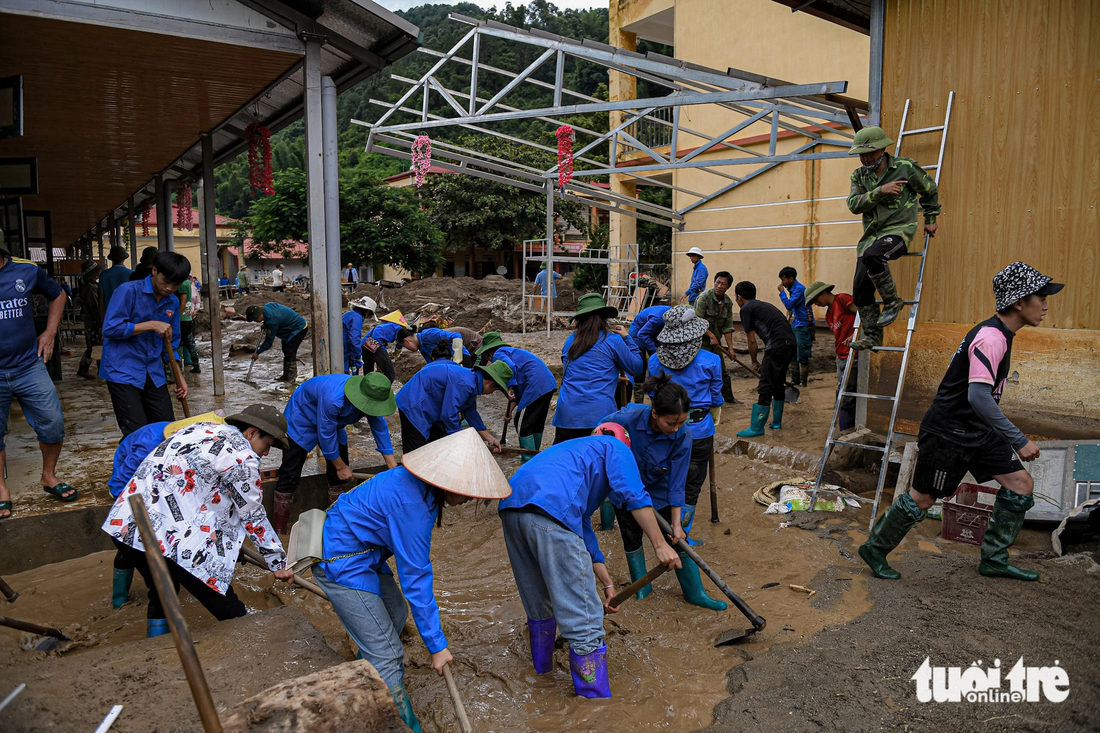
left=162, top=332, right=191, bottom=417
left=239, top=546, right=329, bottom=601
left=443, top=666, right=473, bottom=733
left=608, top=563, right=670, bottom=609
left=0, top=615, right=69, bottom=641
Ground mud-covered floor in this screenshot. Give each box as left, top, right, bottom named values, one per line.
left=2, top=337, right=1099, bottom=732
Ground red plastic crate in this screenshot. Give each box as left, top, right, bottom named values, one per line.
left=941, top=482, right=998, bottom=546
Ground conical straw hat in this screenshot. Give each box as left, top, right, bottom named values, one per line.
left=402, top=428, right=512, bottom=500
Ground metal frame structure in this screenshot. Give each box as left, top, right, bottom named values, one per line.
left=356, top=14, right=868, bottom=327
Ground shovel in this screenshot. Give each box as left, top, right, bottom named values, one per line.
left=0, top=576, right=18, bottom=603
left=607, top=563, right=671, bottom=610
left=653, top=514, right=766, bottom=645
left=725, top=349, right=799, bottom=404
left=162, top=333, right=191, bottom=418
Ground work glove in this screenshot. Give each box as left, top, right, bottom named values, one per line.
left=710, top=406, right=722, bottom=426
left=451, top=338, right=464, bottom=364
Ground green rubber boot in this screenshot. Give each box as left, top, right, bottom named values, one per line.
left=869, top=268, right=905, bottom=327
left=857, top=493, right=926, bottom=579
left=112, top=568, right=134, bottom=610
left=769, top=400, right=786, bottom=430
left=675, top=554, right=727, bottom=611
left=979, top=489, right=1039, bottom=581
left=390, top=682, right=423, bottom=733
left=736, top=403, right=769, bottom=437
left=519, top=434, right=538, bottom=463
left=532, top=432, right=544, bottom=451
left=849, top=305, right=883, bottom=351
left=625, top=548, right=652, bottom=600
left=599, top=500, right=616, bottom=531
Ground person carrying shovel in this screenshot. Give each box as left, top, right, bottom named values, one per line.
left=395, top=359, right=513, bottom=453
left=271, top=373, right=399, bottom=534
left=314, top=429, right=512, bottom=733
left=499, top=426, right=680, bottom=698
left=476, top=332, right=557, bottom=461
left=734, top=281, right=798, bottom=437
left=245, top=302, right=308, bottom=383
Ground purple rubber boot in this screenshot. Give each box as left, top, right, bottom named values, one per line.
left=528, top=617, right=557, bottom=674
left=569, top=643, right=611, bottom=698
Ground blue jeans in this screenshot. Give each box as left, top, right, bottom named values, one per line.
left=0, top=360, right=65, bottom=451
left=794, top=326, right=814, bottom=366
left=314, top=566, right=409, bottom=689
left=500, top=509, right=604, bottom=655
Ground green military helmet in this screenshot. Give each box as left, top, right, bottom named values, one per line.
left=848, top=126, right=894, bottom=155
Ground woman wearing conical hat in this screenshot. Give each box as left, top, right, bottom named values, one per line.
left=314, top=429, right=512, bottom=733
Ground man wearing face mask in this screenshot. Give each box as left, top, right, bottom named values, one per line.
left=846, top=127, right=941, bottom=350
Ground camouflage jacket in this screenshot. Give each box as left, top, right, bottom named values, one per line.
left=694, top=288, right=735, bottom=336
left=847, top=153, right=941, bottom=256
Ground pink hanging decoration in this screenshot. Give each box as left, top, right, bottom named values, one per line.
left=176, top=182, right=194, bottom=231
left=555, top=125, right=574, bottom=190
left=246, top=123, right=275, bottom=195
left=411, top=134, right=432, bottom=188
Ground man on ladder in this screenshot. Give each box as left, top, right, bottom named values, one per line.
left=846, top=126, right=941, bottom=350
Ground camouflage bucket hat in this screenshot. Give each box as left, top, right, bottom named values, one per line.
left=848, top=126, right=894, bottom=155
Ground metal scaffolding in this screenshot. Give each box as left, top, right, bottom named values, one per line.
left=356, top=13, right=866, bottom=329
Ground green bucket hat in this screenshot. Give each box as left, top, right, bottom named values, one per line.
left=345, top=372, right=397, bottom=417
left=475, top=332, right=510, bottom=356
left=848, top=126, right=894, bottom=155
left=477, top=360, right=514, bottom=393
left=803, top=281, right=835, bottom=306
left=571, top=292, right=617, bottom=322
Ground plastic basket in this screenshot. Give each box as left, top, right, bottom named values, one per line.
left=940, top=482, right=998, bottom=546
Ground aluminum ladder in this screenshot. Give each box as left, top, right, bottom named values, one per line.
left=809, top=91, right=955, bottom=529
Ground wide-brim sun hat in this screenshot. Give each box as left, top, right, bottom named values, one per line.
left=477, top=360, right=514, bottom=393
left=225, top=404, right=290, bottom=450
left=163, top=411, right=226, bottom=437
left=657, top=305, right=709, bottom=344
left=992, top=261, right=1064, bottom=312
left=476, top=331, right=510, bottom=355
left=402, top=427, right=512, bottom=499
left=571, top=292, right=617, bottom=322
left=803, top=281, right=836, bottom=306
left=380, top=310, right=408, bottom=326
left=245, top=305, right=264, bottom=322
left=345, top=372, right=397, bottom=417
left=656, top=340, right=701, bottom=371
left=686, top=247, right=704, bottom=258
left=350, top=296, right=377, bottom=313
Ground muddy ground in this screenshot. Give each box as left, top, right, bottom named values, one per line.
left=2, top=322, right=1099, bottom=731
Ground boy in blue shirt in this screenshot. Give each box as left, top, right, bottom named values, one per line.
left=778, top=266, right=813, bottom=387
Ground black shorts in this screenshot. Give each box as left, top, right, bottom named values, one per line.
left=911, top=431, right=1024, bottom=499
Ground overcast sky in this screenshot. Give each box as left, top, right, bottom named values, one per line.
left=373, top=1, right=604, bottom=12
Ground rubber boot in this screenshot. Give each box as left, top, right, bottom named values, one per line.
left=599, top=500, right=615, bottom=531
left=838, top=407, right=855, bottom=432
left=798, top=363, right=809, bottom=387
left=675, top=554, right=727, bottom=611
left=275, top=360, right=293, bottom=382
left=273, top=491, right=293, bottom=535
left=286, top=361, right=298, bottom=382
left=519, top=434, right=538, bottom=463
left=769, top=400, right=786, bottom=430
left=112, top=568, right=133, bottom=610
left=857, top=493, right=926, bottom=579
left=849, top=306, right=883, bottom=351
left=190, top=363, right=201, bottom=374
left=147, top=618, right=170, bottom=638
left=869, top=268, right=905, bottom=327
left=532, top=432, right=544, bottom=451
left=527, top=616, right=557, bottom=674
left=736, top=404, right=769, bottom=438
left=569, top=643, right=611, bottom=699
left=979, top=489, right=1039, bottom=581
left=390, top=682, right=423, bottom=733
left=681, top=504, right=702, bottom=547
left=624, top=548, right=652, bottom=600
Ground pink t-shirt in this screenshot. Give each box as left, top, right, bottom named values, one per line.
left=968, top=326, right=1009, bottom=399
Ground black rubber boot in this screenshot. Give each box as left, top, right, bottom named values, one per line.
left=849, top=306, right=883, bottom=351
left=858, top=493, right=926, bottom=579
left=979, top=489, right=1039, bottom=581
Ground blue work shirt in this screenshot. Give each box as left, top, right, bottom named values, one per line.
left=415, top=327, right=467, bottom=362
left=395, top=360, right=487, bottom=437
left=101, top=277, right=182, bottom=388
left=779, top=280, right=813, bottom=328
left=492, top=346, right=556, bottom=412
left=321, top=468, right=447, bottom=653
left=553, top=331, right=642, bottom=429
left=602, top=404, right=690, bottom=510
left=108, top=421, right=168, bottom=497
left=342, top=311, right=365, bottom=368
left=284, top=375, right=393, bottom=460
left=534, top=269, right=560, bottom=297
left=648, top=351, right=725, bottom=440
left=628, top=305, right=671, bottom=354
left=0, top=257, right=63, bottom=374
left=98, top=264, right=133, bottom=311
left=366, top=322, right=402, bottom=345
left=500, top=437, right=652, bottom=563
left=256, top=302, right=306, bottom=354
left=686, top=260, right=708, bottom=302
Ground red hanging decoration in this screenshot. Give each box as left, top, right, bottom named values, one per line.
left=246, top=123, right=274, bottom=196
left=411, top=134, right=432, bottom=188
left=176, top=182, right=194, bottom=231
left=140, top=200, right=150, bottom=237
left=555, top=125, right=574, bottom=191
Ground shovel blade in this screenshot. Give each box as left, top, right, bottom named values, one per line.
left=784, top=384, right=800, bottom=403
left=714, top=627, right=757, bottom=647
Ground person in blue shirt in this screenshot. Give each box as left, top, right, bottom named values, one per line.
left=0, top=241, right=71, bottom=517
left=553, top=293, right=643, bottom=444
left=316, top=428, right=513, bottom=733
left=342, top=297, right=375, bottom=375
left=272, top=373, right=398, bottom=534
left=682, top=247, right=708, bottom=305
left=101, top=251, right=190, bottom=438
left=627, top=304, right=670, bottom=402
left=395, top=360, right=511, bottom=454
left=97, top=245, right=133, bottom=318
left=397, top=325, right=469, bottom=364
left=106, top=411, right=226, bottom=609
left=476, top=333, right=557, bottom=461
left=533, top=262, right=561, bottom=298
left=499, top=429, right=680, bottom=698
left=779, top=266, right=813, bottom=387
left=361, top=310, right=406, bottom=383
left=246, top=302, right=308, bottom=383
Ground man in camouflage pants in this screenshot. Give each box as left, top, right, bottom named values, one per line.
left=846, top=126, right=941, bottom=350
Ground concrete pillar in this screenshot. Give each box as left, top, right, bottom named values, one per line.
left=607, top=15, right=638, bottom=297
left=322, top=76, right=343, bottom=372
left=200, top=133, right=225, bottom=397
left=163, top=179, right=175, bottom=252
left=97, top=226, right=104, bottom=259
left=303, top=38, right=330, bottom=376
left=128, top=196, right=138, bottom=268
left=544, top=180, right=554, bottom=335
left=155, top=174, right=171, bottom=252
